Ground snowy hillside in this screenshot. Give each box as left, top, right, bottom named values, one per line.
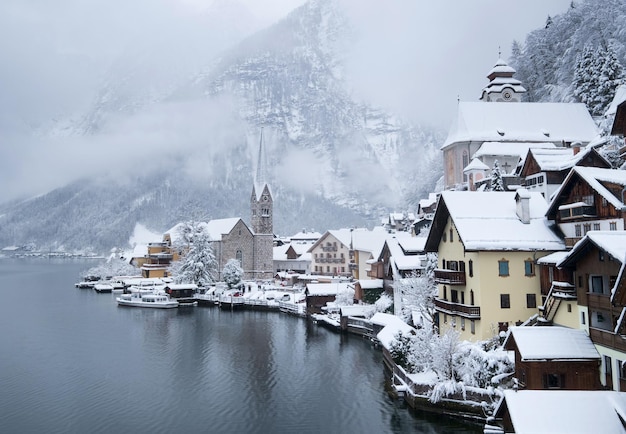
left=0, top=0, right=441, bottom=253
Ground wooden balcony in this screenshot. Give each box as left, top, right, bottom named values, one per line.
left=434, top=269, right=466, bottom=285
left=565, top=237, right=582, bottom=248
left=434, top=298, right=480, bottom=319
left=589, top=327, right=626, bottom=353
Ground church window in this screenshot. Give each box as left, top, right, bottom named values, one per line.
left=236, top=250, right=243, bottom=269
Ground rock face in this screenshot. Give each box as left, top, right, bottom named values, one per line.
left=0, top=0, right=441, bottom=252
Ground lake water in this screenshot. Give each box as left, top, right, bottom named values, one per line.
left=0, top=259, right=479, bottom=433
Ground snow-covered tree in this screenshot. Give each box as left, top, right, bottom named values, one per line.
left=573, top=44, right=598, bottom=109
left=171, top=229, right=217, bottom=287
left=597, top=44, right=625, bottom=115
left=431, top=329, right=461, bottom=381
left=335, top=285, right=355, bottom=306
left=394, top=253, right=438, bottom=327
left=223, top=258, right=244, bottom=289
left=490, top=160, right=505, bottom=192
left=83, top=250, right=139, bottom=279
left=374, top=292, right=393, bottom=314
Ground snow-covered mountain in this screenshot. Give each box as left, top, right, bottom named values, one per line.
left=0, top=0, right=442, bottom=253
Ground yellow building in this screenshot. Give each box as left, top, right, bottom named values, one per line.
left=424, top=190, right=566, bottom=341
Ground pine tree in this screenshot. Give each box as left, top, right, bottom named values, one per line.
left=491, top=160, right=505, bottom=191
left=596, top=44, right=625, bottom=115
left=573, top=44, right=598, bottom=108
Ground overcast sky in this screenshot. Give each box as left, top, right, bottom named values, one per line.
left=0, top=0, right=573, bottom=204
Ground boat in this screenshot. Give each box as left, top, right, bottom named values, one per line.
left=116, top=292, right=179, bottom=309
left=94, top=283, right=113, bottom=293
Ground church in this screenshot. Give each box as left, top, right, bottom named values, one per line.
left=442, top=58, right=600, bottom=190
left=148, top=131, right=274, bottom=281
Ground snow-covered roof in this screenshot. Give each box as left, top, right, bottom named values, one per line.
left=525, top=145, right=608, bottom=173
left=558, top=231, right=626, bottom=268
left=473, top=141, right=555, bottom=159
left=397, top=237, right=426, bottom=254
left=486, top=58, right=516, bottom=77
left=418, top=193, right=438, bottom=210
left=428, top=191, right=565, bottom=252
left=357, top=279, right=383, bottom=289
left=273, top=244, right=290, bottom=261
left=339, top=305, right=373, bottom=317
left=536, top=251, right=569, bottom=265
left=289, top=230, right=322, bottom=241
left=463, top=158, right=490, bottom=173
left=606, top=84, right=626, bottom=117
left=505, top=326, right=599, bottom=360
left=499, top=389, right=626, bottom=434
left=306, top=282, right=348, bottom=296
left=167, top=218, right=243, bottom=243
left=442, top=102, right=599, bottom=150
left=548, top=167, right=626, bottom=215
left=372, top=313, right=414, bottom=349
left=385, top=237, right=426, bottom=272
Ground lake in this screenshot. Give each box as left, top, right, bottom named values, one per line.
left=0, top=258, right=479, bottom=433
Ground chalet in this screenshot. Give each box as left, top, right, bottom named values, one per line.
left=273, top=242, right=312, bottom=274
left=424, top=189, right=565, bottom=341
left=556, top=231, right=626, bottom=391
left=307, top=229, right=356, bottom=277
left=503, top=326, right=601, bottom=391
left=488, top=389, right=626, bottom=434
left=545, top=167, right=626, bottom=248
left=442, top=58, right=599, bottom=190
left=518, top=145, right=611, bottom=200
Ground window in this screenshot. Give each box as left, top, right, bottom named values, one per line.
left=442, top=232, right=447, bottom=242
left=501, top=294, right=511, bottom=309
left=470, top=320, right=475, bottom=334
left=236, top=250, right=243, bottom=269
left=451, top=289, right=459, bottom=303
left=575, top=224, right=582, bottom=237
left=583, top=223, right=591, bottom=234
left=610, top=222, right=617, bottom=231
left=591, top=276, right=604, bottom=294
left=469, top=260, right=473, bottom=277
left=470, top=289, right=475, bottom=306
left=605, top=355, right=612, bottom=376
left=526, top=293, right=537, bottom=308
left=578, top=275, right=583, bottom=288
left=543, top=373, right=565, bottom=389
left=581, top=311, right=586, bottom=325
left=567, top=303, right=572, bottom=313
left=443, top=286, right=448, bottom=301
left=498, top=260, right=509, bottom=276
left=449, top=229, right=454, bottom=242
left=599, top=250, right=605, bottom=261
left=524, top=260, right=534, bottom=276
left=594, top=223, right=601, bottom=231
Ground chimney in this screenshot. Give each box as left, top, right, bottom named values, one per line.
left=515, top=188, right=531, bottom=224
left=571, top=141, right=582, bottom=155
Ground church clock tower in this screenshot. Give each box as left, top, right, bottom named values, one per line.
left=479, top=58, right=527, bottom=102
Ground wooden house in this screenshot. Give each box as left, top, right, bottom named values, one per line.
left=503, top=326, right=601, bottom=390
left=557, top=231, right=626, bottom=391
left=546, top=166, right=626, bottom=248
left=518, top=146, right=610, bottom=200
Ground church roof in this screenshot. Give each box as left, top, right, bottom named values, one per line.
left=166, top=217, right=244, bottom=243
left=441, top=102, right=599, bottom=150
left=486, top=58, right=516, bottom=77
left=463, top=158, right=489, bottom=173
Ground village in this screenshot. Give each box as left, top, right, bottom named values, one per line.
left=74, top=59, right=626, bottom=433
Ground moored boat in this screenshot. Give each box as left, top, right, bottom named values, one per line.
left=94, top=283, right=113, bottom=293
left=116, top=292, right=179, bottom=309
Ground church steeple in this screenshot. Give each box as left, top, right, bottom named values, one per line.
left=480, top=58, right=527, bottom=102
left=251, top=129, right=273, bottom=235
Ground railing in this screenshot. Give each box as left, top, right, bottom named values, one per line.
left=346, top=317, right=373, bottom=336
left=433, top=269, right=466, bottom=285
left=589, top=327, right=626, bottom=352
left=322, top=246, right=338, bottom=252
left=587, top=292, right=612, bottom=310
left=434, top=298, right=480, bottom=319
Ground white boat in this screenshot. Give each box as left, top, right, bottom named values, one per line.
left=116, top=292, right=179, bottom=309
left=94, top=283, right=113, bottom=293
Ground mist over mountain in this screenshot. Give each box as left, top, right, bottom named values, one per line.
left=0, top=0, right=441, bottom=253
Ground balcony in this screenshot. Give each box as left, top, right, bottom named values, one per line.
left=434, top=298, right=480, bottom=320
left=589, top=327, right=626, bottom=353
left=322, top=245, right=338, bottom=252
left=434, top=268, right=466, bottom=285
left=564, top=237, right=582, bottom=248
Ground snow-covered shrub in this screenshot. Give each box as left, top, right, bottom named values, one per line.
left=374, top=293, right=393, bottom=314
left=389, top=331, right=418, bottom=372
left=222, top=258, right=244, bottom=289
left=429, top=380, right=466, bottom=404
left=335, top=286, right=355, bottom=306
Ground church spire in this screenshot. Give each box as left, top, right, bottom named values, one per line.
left=479, top=57, right=527, bottom=102
left=251, top=129, right=272, bottom=236
left=254, top=128, right=267, bottom=194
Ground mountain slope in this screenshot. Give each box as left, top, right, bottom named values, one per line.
left=0, top=0, right=441, bottom=253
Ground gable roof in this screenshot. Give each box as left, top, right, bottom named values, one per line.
left=442, top=102, right=599, bottom=151
left=497, top=389, right=626, bottom=434
left=504, top=326, right=599, bottom=360
left=558, top=231, right=626, bottom=268
left=424, top=191, right=565, bottom=252
left=520, top=146, right=610, bottom=177
left=546, top=167, right=626, bottom=219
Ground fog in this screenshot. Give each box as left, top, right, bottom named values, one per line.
left=0, top=0, right=572, bottom=204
